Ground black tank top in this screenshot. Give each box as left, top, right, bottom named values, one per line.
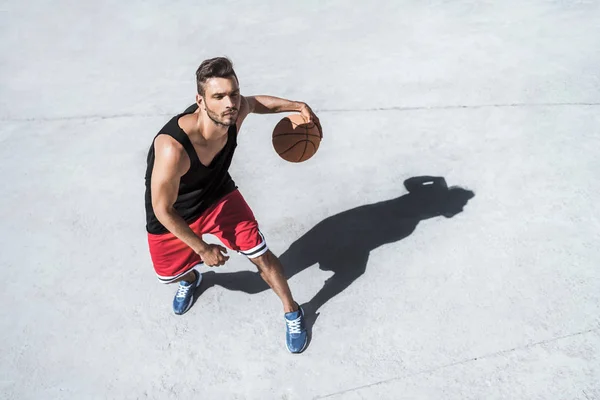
left=144, top=104, right=238, bottom=234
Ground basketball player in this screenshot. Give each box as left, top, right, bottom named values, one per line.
left=144, top=57, right=322, bottom=353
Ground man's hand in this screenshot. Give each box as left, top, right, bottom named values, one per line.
left=197, top=244, right=230, bottom=267
left=243, top=96, right=323, bottom=139
left=299, top=103, right=323, bottom=139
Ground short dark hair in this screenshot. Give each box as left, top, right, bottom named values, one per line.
left=195, top=57, right=238, bottom=96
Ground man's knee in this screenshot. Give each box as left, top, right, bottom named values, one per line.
left=251, top=249, right=277, bottom=270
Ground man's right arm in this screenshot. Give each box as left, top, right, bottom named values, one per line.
left=151, top=135, right=209, bottom=255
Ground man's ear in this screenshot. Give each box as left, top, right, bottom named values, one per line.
left=196, top=94, right=204, bottom=109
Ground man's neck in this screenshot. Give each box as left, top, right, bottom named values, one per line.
left=189, top=112, right=229, bottom=143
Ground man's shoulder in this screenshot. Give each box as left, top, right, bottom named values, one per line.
left=154, top=133, right=186, bottom=159
left=152, top=134, right=190, bottom=177
left=154, top=112, right=191, bottom=152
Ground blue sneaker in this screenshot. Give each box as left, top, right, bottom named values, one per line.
left=284, top=305, right=308, bottom=353
left=173, top=270, right=202, bottom=315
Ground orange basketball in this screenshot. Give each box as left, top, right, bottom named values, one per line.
left=272, top=114, right=321, bottom=162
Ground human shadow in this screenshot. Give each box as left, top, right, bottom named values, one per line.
left=197, top=176, right=475, bottom=332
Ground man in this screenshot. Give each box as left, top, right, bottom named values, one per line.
left=144, top=57, right=321, bottom=354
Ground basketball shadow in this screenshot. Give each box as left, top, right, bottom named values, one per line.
left=195, top=176, right=475, bottom=339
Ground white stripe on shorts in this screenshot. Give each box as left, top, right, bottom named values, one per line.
left=156, top=262, right=203, bottom=284
left=239, top=231, right=269, bottom=259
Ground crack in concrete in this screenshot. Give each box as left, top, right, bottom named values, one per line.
left=2, top=102, right=599, bottom=123
left=315, top=326, right=600, bottom=399
left=0, top=112, right=173, bottom=123
left=320, top=102, right=600, bottom=113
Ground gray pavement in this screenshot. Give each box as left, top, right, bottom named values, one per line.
left=1, top=1, right=599, bottom=399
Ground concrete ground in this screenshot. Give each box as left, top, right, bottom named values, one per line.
left=1, top=1, right=599, bottom=399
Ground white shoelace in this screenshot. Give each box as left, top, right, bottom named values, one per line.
left=286, top=317, right=302, bottom=334
left=175, top=283, right=192, bottom=299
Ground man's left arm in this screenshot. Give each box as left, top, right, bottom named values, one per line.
left=237, top=95, right=322, bottom=138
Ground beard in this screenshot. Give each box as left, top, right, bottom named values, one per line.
left=204, top=103, right=237, bottom=127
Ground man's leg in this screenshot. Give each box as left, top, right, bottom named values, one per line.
left=203, top=189, right=308, bottom=352
left=172, top=270, right=196, bottom=284
left=250, top=250, right=297, bottom=313
left=250, top=249, right=308, bottom=353
left=148, top=226, right=205, bottom=315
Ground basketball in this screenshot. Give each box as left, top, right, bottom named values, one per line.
left=272, top=113, right=321, bottom=162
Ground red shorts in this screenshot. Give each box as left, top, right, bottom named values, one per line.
left=147, top=189, right=268, bottom=283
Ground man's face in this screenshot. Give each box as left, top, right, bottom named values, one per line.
left=198, top=76, right=241, bottom=127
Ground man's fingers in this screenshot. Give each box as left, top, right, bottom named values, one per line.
left=203, top=246, right=230, bottom=267
left=309, top=109, right=323, bottom=138
left=300, top=104, right=322, bottom=138
left=216, top=254, right=229, bottom=266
